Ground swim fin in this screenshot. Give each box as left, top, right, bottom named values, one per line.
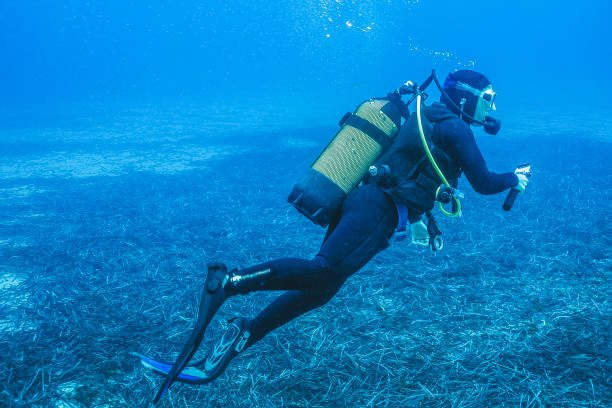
left=134, top=352, right=211, bottom=384
left=137, top=316, right=251, bottom=387
left=201, top=317, right=251, bottom=383
left=152, top=263, right=230, bottom=403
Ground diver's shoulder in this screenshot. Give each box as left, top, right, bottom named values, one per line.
left=438, top=116, right=473, bottom=139
left=422, top=102, right=473, bottom=139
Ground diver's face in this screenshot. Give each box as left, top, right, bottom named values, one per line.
left=473, top=85, right=496, bottom=124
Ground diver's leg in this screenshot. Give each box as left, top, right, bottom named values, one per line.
left=318, top=184, right=398, bottom=274
left=246, top=185, right=398, bottom=346
left=227, top=256, right=331, bottom=294
left=247, top=285, right=342, bottom=346
left=196, top=185, right=397, bottom=382
left=227, top=185, right=397, bottom=295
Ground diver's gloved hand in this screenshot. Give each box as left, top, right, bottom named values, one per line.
left=515, top=173, right=529, bottom=193
left=410, top=220, right=429, bottom=246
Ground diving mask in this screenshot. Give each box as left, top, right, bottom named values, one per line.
left=455, top=82, right=496, bottom=121
left=454, top=81, right=500, bottom=134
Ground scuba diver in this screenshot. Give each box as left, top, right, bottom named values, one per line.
left=145, top=69, right=530, bottom=403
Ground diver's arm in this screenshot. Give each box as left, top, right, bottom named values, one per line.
left=445, top=124, right=518, bottom=195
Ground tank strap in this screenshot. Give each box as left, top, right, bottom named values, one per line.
left=341, top=114, right=393, bottom=150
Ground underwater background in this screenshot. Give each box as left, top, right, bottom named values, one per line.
left=1, top=0, right=611, bottom=407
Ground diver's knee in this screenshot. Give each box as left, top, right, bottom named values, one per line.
left=312, top=255, right=331, bottom=272
left=312, top=255, right=345, bottom=291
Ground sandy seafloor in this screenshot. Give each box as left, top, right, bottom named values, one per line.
left=0, top=103, right=610, bottom=407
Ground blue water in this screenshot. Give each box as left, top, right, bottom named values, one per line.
left=1, top=1, right=611, bottom=407
left=2, top=0, right=610, bottom=121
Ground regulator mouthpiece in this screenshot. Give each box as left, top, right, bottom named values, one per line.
left=484, top=116, right=502, bottom=135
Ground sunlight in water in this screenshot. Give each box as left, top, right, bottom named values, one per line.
left=313, top=0, right=474, bottom=67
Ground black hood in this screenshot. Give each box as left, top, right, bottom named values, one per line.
left=439, top=70, right=491, bottom=124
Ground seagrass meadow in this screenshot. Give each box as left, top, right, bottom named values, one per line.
left=0, top=106, right=610, bottom=408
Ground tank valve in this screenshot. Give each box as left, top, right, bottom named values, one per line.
left=368, top=164, right=391, bottom=178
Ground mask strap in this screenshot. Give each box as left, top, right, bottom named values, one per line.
left=459, top=97, right=466, bottom=120
left=455, top=81, right=482, bottom=95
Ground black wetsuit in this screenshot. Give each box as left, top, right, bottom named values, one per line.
left=425, top=103, right=517, bottom=195
left=233, top=102, right=518, bottom=347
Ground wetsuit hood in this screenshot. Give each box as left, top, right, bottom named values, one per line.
left=440, top=70, right=492, bottom=125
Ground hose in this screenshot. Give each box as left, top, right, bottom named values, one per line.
left=415, top=94, right=462, bottom=217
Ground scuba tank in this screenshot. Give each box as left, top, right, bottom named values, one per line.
left=288, top=96, right=405, bottom=227
left=288, top=71, right=483, bottom=230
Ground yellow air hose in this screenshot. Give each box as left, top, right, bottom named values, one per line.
left=415, top=94, right=462, bottom=217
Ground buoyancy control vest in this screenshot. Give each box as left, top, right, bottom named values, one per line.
left=367, top=107, right=461, bottom=215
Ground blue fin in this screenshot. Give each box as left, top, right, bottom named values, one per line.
left=133, top=353, right=211, bottom=384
